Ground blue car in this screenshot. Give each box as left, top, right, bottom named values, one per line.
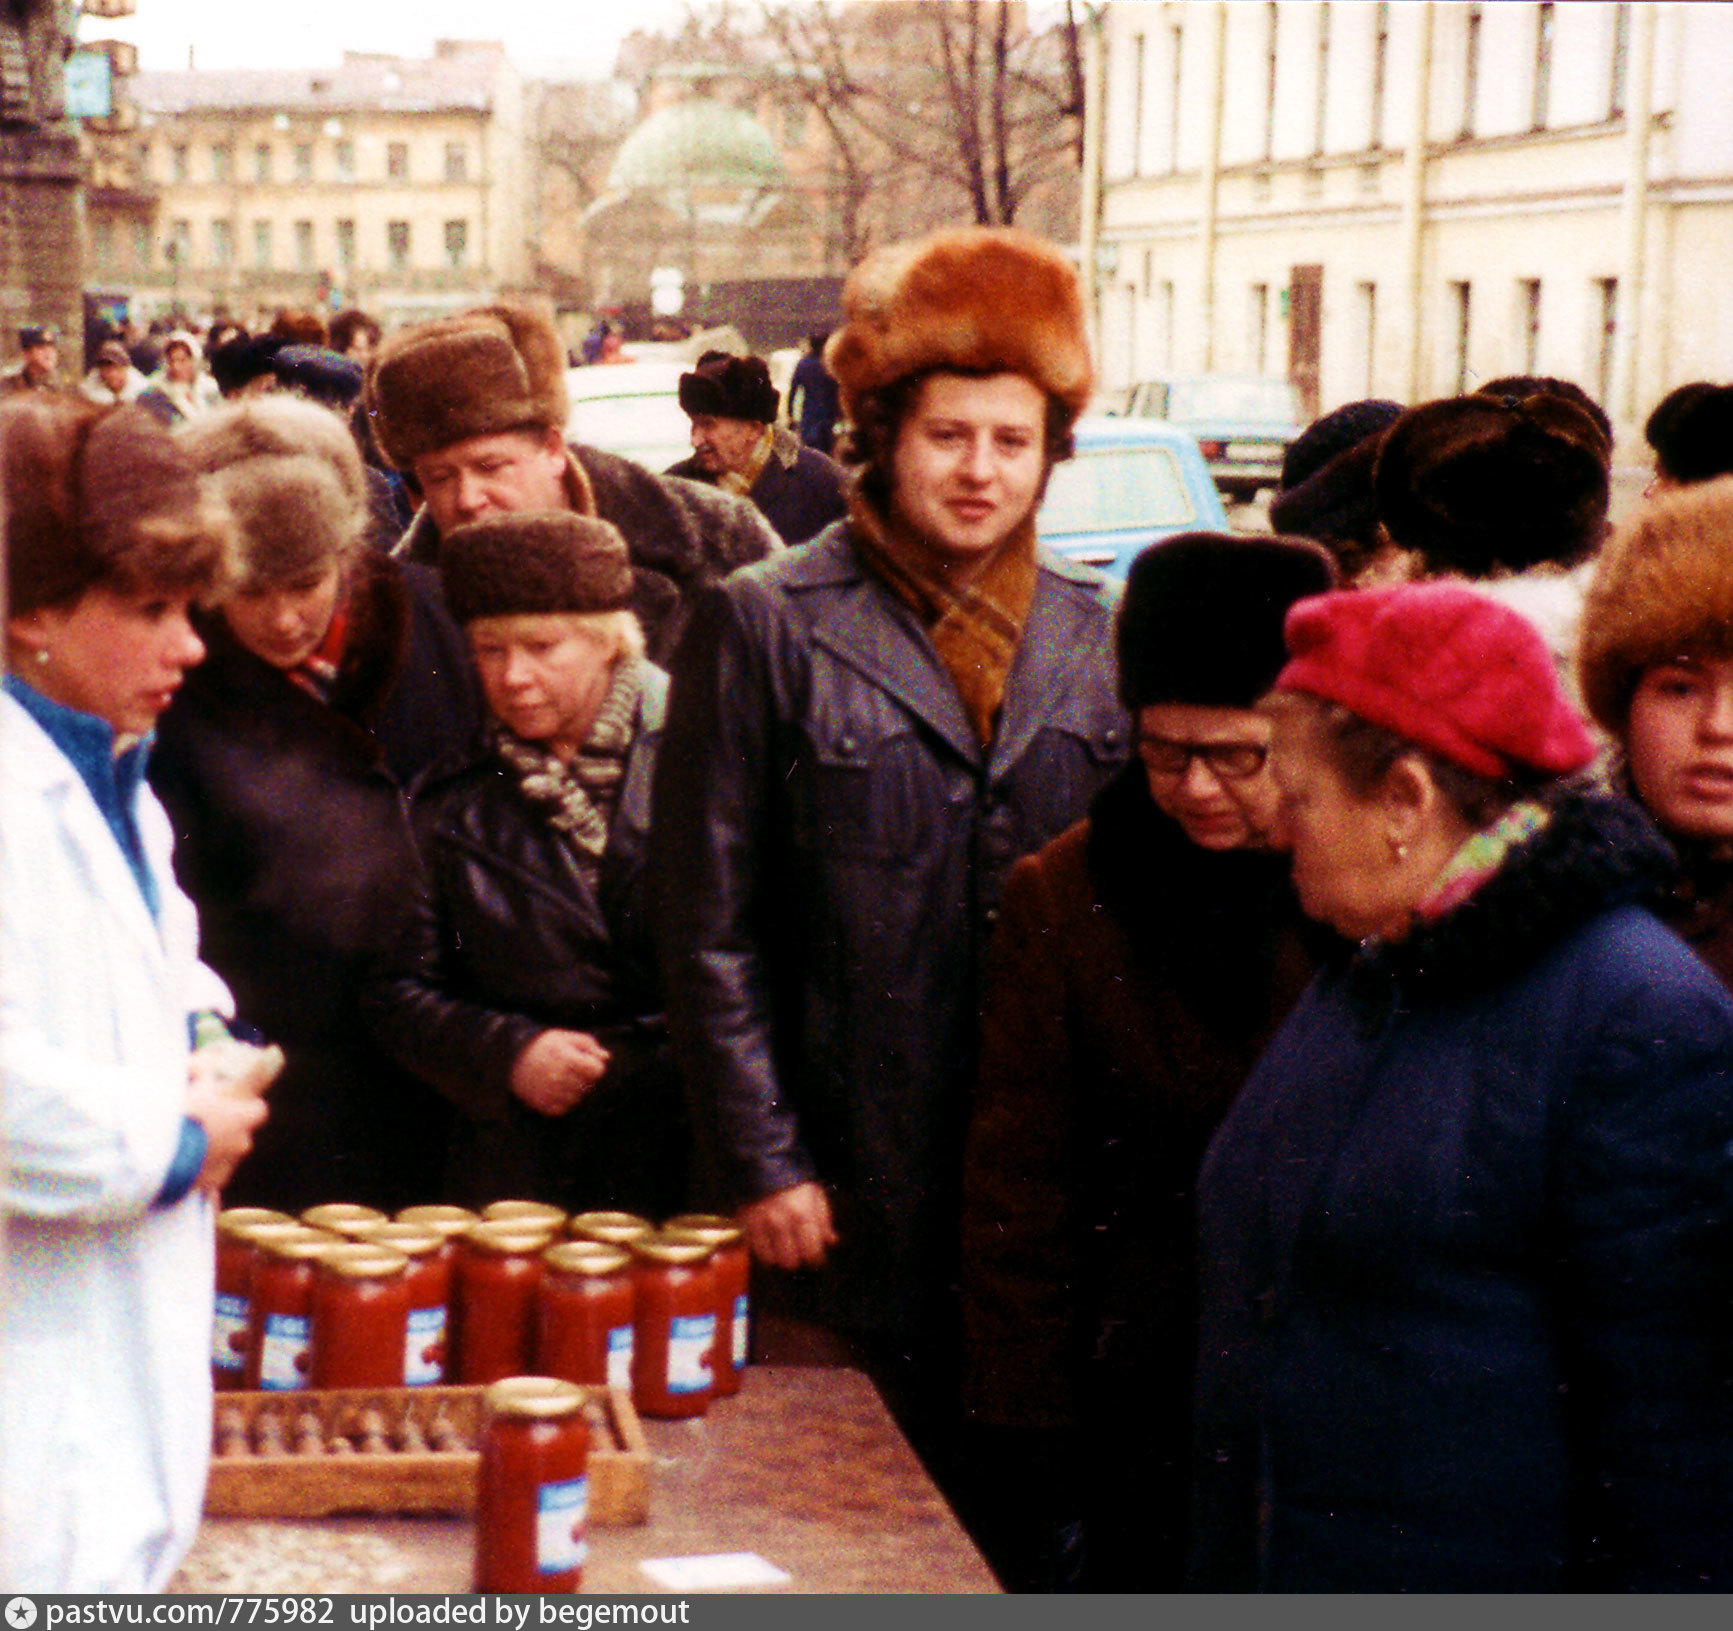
left=1038, top=416, right=1231, bottom=579
left=1123, top=374, right=1305, bottom=501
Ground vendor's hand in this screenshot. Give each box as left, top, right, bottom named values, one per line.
left=510, top=1029, right=610, bottom=1117
left=739, top=1181, right=838, bottom=1271
left=185, top=1048, right=275, bottom=1196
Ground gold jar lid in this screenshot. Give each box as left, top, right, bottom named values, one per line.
left=258, top=1226, right=344, bottom=1263
left=462, top=1219, right=559, bottom=1256
left=301, top=1203, right=390, bottom=1237
left=568, top=1210, right=654, bottom=1246
left=216, top=1207, right=295, bottom=1241
left=544, top=1241, right=633, bottom=1278
left=481, top=1200, right=568, bottom=1229
left=485, top=1376, right=586, bottom=1421
left=317, top=1242, right=410, bottom=1281
left=631, top=1232, right=715, bottom=1268
left=350, top=1222, right=444, bottom=1259
left=663, top=1213, right=745, bottom=1248
left=395, top=1204, right=479, bottom=1239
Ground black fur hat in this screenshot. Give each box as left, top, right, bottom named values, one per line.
left=1117, top=531, right=1337, bottom=711
left=440, top=510, right=632, bottom=626
left=1645, top=382, right=1733, bottom=484
left=678, top=352, right=779, bottom=424
left=1270, top=399, right=1405, bottom=557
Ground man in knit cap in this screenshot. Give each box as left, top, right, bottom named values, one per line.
left=651, top=228, right=1128, bottom=1508
left=364, top=300, right=778, bottom=664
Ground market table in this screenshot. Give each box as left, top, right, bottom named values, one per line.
left=170, top=1367, right=999, bottom=1594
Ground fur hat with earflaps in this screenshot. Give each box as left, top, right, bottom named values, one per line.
left=1578, top=475, right=1733, bottom=734
left=824, top=227, right=1094, bottom=428
left=439, top=510, right=633, bottom=627
left=365, top=299, right=569, bottom=472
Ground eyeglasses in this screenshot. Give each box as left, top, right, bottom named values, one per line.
left=1137, top=736, right=1269, bottom=781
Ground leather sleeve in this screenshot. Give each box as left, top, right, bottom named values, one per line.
left=650, top=580, right=818, bottom=1207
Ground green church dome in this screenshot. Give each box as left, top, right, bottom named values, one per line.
left=607, top=97, right=785, bottom=193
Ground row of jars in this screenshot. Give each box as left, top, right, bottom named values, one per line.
left=213, top=1202, right=750, bottom=1422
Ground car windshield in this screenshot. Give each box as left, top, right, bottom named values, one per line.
left=1168, top=378, right=1298, bottom=422
left=1039, top=446, right=1197, bottom=536
left=568, top=393, right=688, bottom=445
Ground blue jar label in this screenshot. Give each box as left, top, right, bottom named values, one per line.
left=257, top=1312, right=310, bottom=1390
left=667, top=1312, right=716, bottom=1394
left=404, top=1305, right=446, bottom=1386
left=538, top=1475, right=588, bottom=1574
left=212, top=1291, right=249, bottom=1373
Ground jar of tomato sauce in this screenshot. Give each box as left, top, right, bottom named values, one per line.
left=629, top=1234, right=717, bottom=1420
left=483, top=1200, right=568, bottom=1232
left=301, top=1202, right=390, bottom=1239
left=247, top=1228, right=339, bottom=1391
left=567, top=1211, right=653, bottom=1249
left=310, top=1244, right=412, bottom=1389
left=213, top=1208, right=292, bottom=1390
left=350, top=1222, right=450, bottom=1386
left=537, top=1243, right=635, bottom=1391
left=664, top=1215, right=751, bottom=1398
left=474, top=1377, right=591, bottom=1595
left=451, top=1222, right=559, bottom=1386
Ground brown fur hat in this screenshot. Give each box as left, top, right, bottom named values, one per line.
left=824, top=227, right=1093, bottom=428
left=365, top=299, right=568, bottom=472
left=1578, top=476, right=1733, bottom=732
left=440, top=510, right=632, bottom=626
left=177, top=395, right=367, bottom=591
left=3, top=397, right=232, bottom=616
left=1375, top=393, right=1611, bottom=576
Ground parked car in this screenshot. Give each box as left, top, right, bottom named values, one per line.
left=1122, top=374, right=1304, bottom=500
left=564, top=362, right=692, bottom=471
left=1037, top=417, right=1230, bottom=578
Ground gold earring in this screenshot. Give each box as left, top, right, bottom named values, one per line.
left=35, top=647, right=49, bottom=667
left=1389, top=835, right=1408, bottom=862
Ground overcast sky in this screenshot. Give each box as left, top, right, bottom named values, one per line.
left=84, top=0, right=692, bottom=76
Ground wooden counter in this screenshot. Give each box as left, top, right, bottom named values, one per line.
left=170, top=1367, right=999, bottom=1595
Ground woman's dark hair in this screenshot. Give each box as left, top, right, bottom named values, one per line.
left=1645, top=382, right=1733, bottom=485
left=842, top=366, right=1075, bottom=510
left=329, top=308, right=383, bottom=357
left=1265, top=691, right=1552, bottom=830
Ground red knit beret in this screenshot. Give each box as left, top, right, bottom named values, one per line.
left=1275, top=582, right=1597, bottom=779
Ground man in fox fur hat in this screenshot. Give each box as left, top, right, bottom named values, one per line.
left=364, top=299, right=777, bottom=663
left=651, top=227, right=1128, bottom=1539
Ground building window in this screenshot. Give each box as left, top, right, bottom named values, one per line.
left=1357, top=280, right=1377, bottom=396
left=1451, top=281, right=1472, bottom=394
left=1166, top=22, right=1183, bottom=174
left=1532, top=2, right=1555, bottom=130
left=1159, top=280, right=1176, bottom=370
left=294, top=219, right=314, bottom=271
left=336, top=219, right=356, bottom=268
left=211, top=144, right=232, bottom=183
left=444, top=142, right=468, bottom=183
left=387, top=220, right=411, bottom=271
left=167, top=219, right=191, bottom=268
left=1595, top=276, right=1618, bottom=404
left=1262, top=2, right=1278, bottom=162
left=1520, top=278, right=1541, bottom=372
left=253, top=220, right=272, bottom=270
left=387, top=142, right=409, bottom=181
left=170, top=143, right=188, bottom=182
left=1130, top=34, right=1145, bottom=177
left=1370, top=2, right=1390, bottom=150
left=93, top=218, right=115, bottom=269
left=1250, top=282, right=1270, bottom=373
left=1314, top=2, right=1331, bottom=156
left=1609, top=2, right=1631, bottom=119
left=443, top=219, right=469, bottom=269
left=1142, top=248, right=1154, bottom=300
left=1462, top=3, right=1482, bottom=138
left=335, top=140, right=355, bottom=180
left=254, top=142, right=271, bottom=183
left=132, top=220, right=151, bottom=268
left=210, top=219, right=233, bottom=268
left=294, top=142, right=313, bottom=183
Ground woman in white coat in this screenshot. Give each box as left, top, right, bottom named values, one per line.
left=0, top=397, right=270, bottom=1592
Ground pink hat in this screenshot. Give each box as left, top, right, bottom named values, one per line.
left=1275, top=582, right=1597, bottom=778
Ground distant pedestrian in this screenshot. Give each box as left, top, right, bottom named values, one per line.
left=81, top=338, right=147, bottom=406
left=137, top=332, right=220, bottom=426
left=2, top=324, right=64, bottom=395
left=789, top=330, right=842, bottom=454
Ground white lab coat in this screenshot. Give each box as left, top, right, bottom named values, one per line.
left=0, top=691, right=231, bottom=1592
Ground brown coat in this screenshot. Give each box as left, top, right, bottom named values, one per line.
left=960, top=763, right=1317, bottom=1587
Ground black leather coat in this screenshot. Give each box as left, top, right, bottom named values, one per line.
left=367, top=667, right=686, bottom=1215
left=651, top=525, right=1130, bottom=1341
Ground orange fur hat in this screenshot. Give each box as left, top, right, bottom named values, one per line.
left=824, top=227, right=1094, bottom=427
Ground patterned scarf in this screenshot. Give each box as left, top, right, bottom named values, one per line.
left=717, top=426, right=775, bottom=499
left=490, top=657, right=644, bottom=883
left=847, top=479, right=1038, bottom=747
left=1415, top=798, right=1553, bottom=922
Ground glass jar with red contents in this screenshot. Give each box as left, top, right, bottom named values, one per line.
left=474, top=1377, right=591, bottom=1595
left=397, top=1204, right=479, bottom=1241
left=247, top=1228, right=339, bottom=1391
left=483, top=1200, right=568, bottom=1232
left=310, top=1244, right=412, bottom=1388
left=213, top=1207, right=292, bottom=1390
left=629, top=1234, right=717, bottom=1420
left=665, top=1215, right=750, bottom=1398
left=301, top=1202, right=390, bottom=1239
left=350, top=1223, right=450, bottom=1385
left=451, top=1222, right=559, bottom=1386
left=567, top=1211, right=653, bottom=1250
left=536, top=1243, right=635, bottom=1391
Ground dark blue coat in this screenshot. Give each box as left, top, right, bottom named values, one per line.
left=1191, top=790, right=1733, bottom=1592
left=667, top=426, right=848, bottom=548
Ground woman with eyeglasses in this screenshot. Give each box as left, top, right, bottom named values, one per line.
left=958, top=532, right=1335, bottom=1591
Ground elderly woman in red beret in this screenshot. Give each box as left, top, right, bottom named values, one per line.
left=1191, top=582, right=1733, bottom=1592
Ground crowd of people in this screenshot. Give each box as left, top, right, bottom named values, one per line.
left=4, top=227, right=1733, bottom=1595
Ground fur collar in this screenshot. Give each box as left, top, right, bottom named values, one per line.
left=1342, top=782, right=1676, bottom=1014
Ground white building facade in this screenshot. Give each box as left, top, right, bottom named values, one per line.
left=1085, top=1, right=1733, bottom=442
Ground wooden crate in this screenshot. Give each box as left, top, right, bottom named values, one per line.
left=205, top=1384, right=649, bottom=1524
